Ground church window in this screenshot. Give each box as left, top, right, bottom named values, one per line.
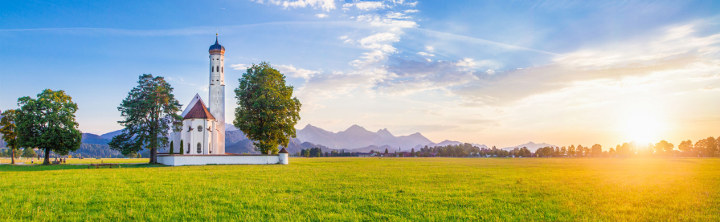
left=216, top=66, right=220, bottom=72
left=197, top=143, right=202, bottom=153
left=222, top=66, right=223, bottom=73
left=186, top=144, right=190, bottom=153
left=188, top=126, right=193, bottom=132
left=197, top=125, right=203, bottom=132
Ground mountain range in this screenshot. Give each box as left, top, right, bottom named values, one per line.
left=295, top=124, right=435, bottom=151
left=3, top=123, right=553, bottom=157
left=501, top=142, right=557, bottom=152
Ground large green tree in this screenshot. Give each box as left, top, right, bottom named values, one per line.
left=21, top=147, right=37, bottom=158
left=0, top=109, right=19, bottom=164
left=109, top=74, right=182, bottom=164
left=16, top=89, right=82, bottom=165
left=234, top=62, right=301, bottom=154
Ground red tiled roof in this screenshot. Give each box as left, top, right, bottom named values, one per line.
left=183, top=99, right=215, bottom=120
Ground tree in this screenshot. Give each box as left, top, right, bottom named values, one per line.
left=384, top=148, right=389, bottom=155
left=16, top=89, right=82, bottom=165
left=678, top=140, right=693, bottom=156
left=654, top=140, right=674, bottom=155
left=21, top=147, right=37, bottom=158
left=695, top=139, right=707, bottom=157
left=169, top=140, right=174, bottom=154
left=705, top=137, right=718, bottom=157
left=576, top=145, right=584, bottom=157
left=234, top=62, right=301, bottom=154
left=0, top=109, right=19, bottom=164
left=179, top=140, right=184, bottom=155
left=109, top=74, right=182, bottom=164
left=591, top=144, right=602, bottom=157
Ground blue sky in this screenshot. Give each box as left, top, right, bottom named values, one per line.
left=1, top=0, right=719, bottom=147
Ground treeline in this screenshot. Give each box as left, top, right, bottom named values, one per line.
left=415, top=144, right=534, bottom=157
left=0, top=145, right=127, bottom=159
left=422, top=136, right=720, bottom=158
left=69, top=144, right=125, bottom=158
left=298, top=148, right=359, bottom=157
left=0, top=147, right=37, bottom=158
left=295, top=136, right=720, bottom=158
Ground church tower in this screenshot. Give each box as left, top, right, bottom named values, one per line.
left=208, top=34, right=225, bottom=154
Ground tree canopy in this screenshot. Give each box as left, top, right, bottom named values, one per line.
left=234, top=62, right=301, bottom=154
left=109, top=74, right=182, bottom=164
left=0, top=109, right=18, bottom=164
left=16, top=89, right=82, bottom=165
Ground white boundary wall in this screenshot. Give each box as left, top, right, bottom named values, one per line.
left=157, top=155, right=283, bottom=166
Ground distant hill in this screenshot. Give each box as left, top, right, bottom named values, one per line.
left=100, top=130, right=123, bottom=140
left=21, top=123, right=491, bottom=157
left=82, top=133, right=111, bottom=145
left=296, top=124, right=434, bottom=150
left=502, top=142, right=557, bottom=152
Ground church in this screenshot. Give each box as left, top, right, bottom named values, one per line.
left=157, top=35, right=288, bottom=166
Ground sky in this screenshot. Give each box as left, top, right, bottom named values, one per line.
left=1, top=0, right=719, bottom=148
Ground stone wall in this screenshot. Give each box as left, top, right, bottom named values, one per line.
left=157, top=154, right=284, bottom=166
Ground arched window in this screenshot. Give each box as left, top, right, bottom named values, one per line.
left=216, top=66, right=220, bottom=73
left=197, top=143, right=202, bottom=154
left=222, top=66, right=223, bottom=73
left=188, top=126, right=193, bottom=132
left=197, top=125, right=203, bottom=132
left=186, top=144, right=190, bottom=153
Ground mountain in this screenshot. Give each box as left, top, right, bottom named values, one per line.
left=225, top=130, right=248, bottom=145
left=296, top=124, right=434, bottom=150
left=225, top=123, right=239, bottom=131
left=82, top=133, right=110, bottom=145
left=53, top=124, right=478, bottom=157
left=502, top=142, right=557, bottom=152
left=100, top=130, right=123, bottom=140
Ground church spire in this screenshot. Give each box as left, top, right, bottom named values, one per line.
left=209, top=33, right=225, bottom=55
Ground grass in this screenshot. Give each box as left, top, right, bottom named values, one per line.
left=0, top=158, right=718, bottom=221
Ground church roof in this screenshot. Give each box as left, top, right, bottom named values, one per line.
left=279, top=148, right=288, bottom=153
left=209, top=34, right=225, bottom=55
left=183, top=96, right=215, bottom=120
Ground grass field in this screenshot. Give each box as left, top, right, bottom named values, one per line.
left=1, top=158, right=719, bottom=221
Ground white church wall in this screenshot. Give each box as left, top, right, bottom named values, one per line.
left=182, top=119, right=216, bottom=155
left=157, top=155, right=283, bottom=166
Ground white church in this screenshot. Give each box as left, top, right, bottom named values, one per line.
left=157, top=35, right=289, bottom=166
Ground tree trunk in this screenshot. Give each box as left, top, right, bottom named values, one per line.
left=150, top=147, right=157, bottom=164
left=10, top=148, right=15, bottom=165
left=43, top=148, right=50, bottom=165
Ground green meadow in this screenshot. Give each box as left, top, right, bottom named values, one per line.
left=1, top=158, right=718, bottom=221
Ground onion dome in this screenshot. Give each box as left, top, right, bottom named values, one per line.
left=209, top=33, right=225, bottom=55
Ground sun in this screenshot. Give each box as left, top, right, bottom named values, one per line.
left=621, top=112, right=665, bottom=145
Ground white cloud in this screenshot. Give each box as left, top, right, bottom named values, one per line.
left=455, top=58, right=500, bottom=72
left=276, top=64, right=320, bottom=80
left=417, top=51, right=434, bottom=57
left=230, top=64, right=248, bottom=70
left=424, top=45, right=434, bottom=52
left=454, top=21, right=720, bottom=105
left=257, top=0, right=337, bottom=11
left=315, top=13, right=328, bottom=18
left=343, top=1, right=385, bottom=11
